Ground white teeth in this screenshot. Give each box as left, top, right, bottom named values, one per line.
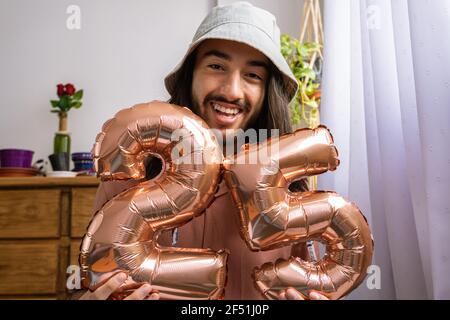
left=212, top=103, right=240, bottom=115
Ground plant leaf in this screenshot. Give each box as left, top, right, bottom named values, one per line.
left=305, top=100, right=319, bottom=109
left=72, top=101, right=82, bottom=109
left=303, top=42, right=321, bottom=50
left=50, top=100, right=59, bottom=108
left=295, top=67, right=316, bottom=80
left=290, top=101, right=300, bottom=125
left=281, top=34, right=291, bottom=45
left=298, top=45, right=310, bottom=57
left=73, top=89, right=83, bottom=100
left=306, top=83, right=320, bottom=95
left=59, top=95, right=70, bottom=111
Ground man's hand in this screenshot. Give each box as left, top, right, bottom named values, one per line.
left=278, top=287, right=329, bottom=300
left=79, top=272, right=160, bottom=300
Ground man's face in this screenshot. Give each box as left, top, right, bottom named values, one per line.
left=191, top=39, right=269, bottom=132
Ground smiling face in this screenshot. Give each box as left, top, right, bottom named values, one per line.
left=191, top=39, right=269, bottom=132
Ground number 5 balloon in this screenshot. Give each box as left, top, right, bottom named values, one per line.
left=223, top=126, right=374, bottom=300
left=79, top=101, right=228, bottom=299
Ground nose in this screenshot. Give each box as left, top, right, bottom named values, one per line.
left=221, top=71, right=244, bottom=102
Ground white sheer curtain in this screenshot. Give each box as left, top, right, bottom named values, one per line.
left=318, top=0, right=450, bottom=299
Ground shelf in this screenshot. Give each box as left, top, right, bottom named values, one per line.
left=0, top=176, right=100, bottom=188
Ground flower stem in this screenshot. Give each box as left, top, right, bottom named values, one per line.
left=59, top=112, right=68, bottom=131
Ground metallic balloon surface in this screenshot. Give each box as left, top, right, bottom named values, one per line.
left=80, top=101, right=228, bottom=299
left=223, top=126, right=374, bottom=300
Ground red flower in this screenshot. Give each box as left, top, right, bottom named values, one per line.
left=64, top=83, right=76, bottom=96
left=57, top=84, right=65, bottom=97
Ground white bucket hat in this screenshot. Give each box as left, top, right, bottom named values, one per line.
left=164, top=1, right=299, bottom=102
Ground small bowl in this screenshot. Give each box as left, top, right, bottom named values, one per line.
left=0, top=149, right=34, bottom=168
left=72, top=152, right=93, bottom=161
left=72, top=152, right=94, bottom=172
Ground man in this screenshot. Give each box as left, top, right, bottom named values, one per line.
left=78, top=2, right=328, bottom=300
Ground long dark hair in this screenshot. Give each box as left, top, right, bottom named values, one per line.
left=167, top=49, right=308, bottom=192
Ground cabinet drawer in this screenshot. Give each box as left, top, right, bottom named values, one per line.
left=71, top=188, right=97, bottom=237
left=0, top=241, right=59, bottom=294
left=0, top=189, right=60, bottom=238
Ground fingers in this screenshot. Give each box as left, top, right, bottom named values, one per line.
left=286, top=288, right=305, bottom=300
left=278, top=290, right=287, bottom=300
left=96, top=272, right=128, bottom=300
left=124, top=284, right=153, bottom=300
left=81, top=272, right=127, bottom=300
left=78, top=271, right=159, bottom=301
left=309, top=291, right=330, bottom=300
left=277, top=288, right=330, bottom=300
left=278, top=288, right=305, bottom=300
left=145, top=292, right=161, bottom=300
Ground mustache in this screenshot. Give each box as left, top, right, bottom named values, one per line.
left=203, top=94, right=250, bottom=112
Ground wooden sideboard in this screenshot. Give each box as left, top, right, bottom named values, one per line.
left=0, top=176, right=99, bottom=299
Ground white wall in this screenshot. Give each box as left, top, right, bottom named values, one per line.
left=0, top=0, right=212, bottom=165
left=0, top=0, right=304, bottom=167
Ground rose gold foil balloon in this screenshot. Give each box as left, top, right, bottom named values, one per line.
left=223, top=126, right=374, bottom=300
left=80, top=101, right=228, bottom=300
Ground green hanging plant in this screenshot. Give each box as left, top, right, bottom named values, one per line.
left=280, top=34, right=322, bottom=128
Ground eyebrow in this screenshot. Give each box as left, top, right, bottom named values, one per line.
left=202, top=49, right=269, bottom=70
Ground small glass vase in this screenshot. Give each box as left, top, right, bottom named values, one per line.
left=53, top=131, right=71, bottom=170
left=54, top=131, right=71, bottom=154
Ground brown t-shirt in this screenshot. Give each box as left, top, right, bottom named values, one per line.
left=91, top=179, right=308, bottom=300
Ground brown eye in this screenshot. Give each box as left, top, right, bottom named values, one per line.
left=208, top=64, right=224, bottom=71
left=247, top=72, right=262, bottom=81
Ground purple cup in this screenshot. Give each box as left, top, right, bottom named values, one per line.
left=71, top=152, right=93, bottom=161
left=0, top=149, right=34, bottom=168
left=71, top=152, right=94, bottom=172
